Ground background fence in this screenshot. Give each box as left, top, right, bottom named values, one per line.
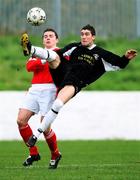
left=0, top=0, right=140, bottom=38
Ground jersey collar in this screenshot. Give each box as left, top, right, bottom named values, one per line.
left=87, top=44, right=96, bottom=50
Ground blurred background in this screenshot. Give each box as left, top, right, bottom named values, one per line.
left=0, top=0, right=140, bottom=140
left=0, top=0, right=140, bottom=90
left=1, top=0, right=140, bottom=38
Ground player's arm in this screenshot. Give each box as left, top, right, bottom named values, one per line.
left=26, top=57, right=46, bottom=72
left=98, top=47, right=137, bottom=71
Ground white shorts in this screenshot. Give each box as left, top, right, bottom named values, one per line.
left=20, top=84, right=57, bottom=116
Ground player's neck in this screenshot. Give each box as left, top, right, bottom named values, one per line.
left=45, top=46, right=58, bottom=50
left=87, top=44, right=96, bottom=50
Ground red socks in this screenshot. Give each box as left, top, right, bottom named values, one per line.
left=18, top=124, right=39, bottom=155
left=44, top=129, right=59, bottom=159
left=19, top=125, right=59, bottom=158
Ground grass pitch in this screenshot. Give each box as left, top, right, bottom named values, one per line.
left=0, top=140, right=140, bottom=180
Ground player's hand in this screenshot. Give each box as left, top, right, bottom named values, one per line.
left=125, top=49, right=137, bottom=60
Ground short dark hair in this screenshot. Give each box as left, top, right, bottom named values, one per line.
left=42, top=28, right=59, bottom=39
left=81, top=24, right=96, bottom=35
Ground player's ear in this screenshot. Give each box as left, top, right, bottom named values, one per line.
left=43, top=39, right=45, bottom=46
left=56, top=38, right=59, bottom=44
left=92, top=35, right=95, bottom=41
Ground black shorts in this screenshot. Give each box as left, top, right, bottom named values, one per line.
left=58, top=66, right=89, bottom=95
left=51, top=61, right=91, bottom=95
left=59, top=73, right=82, bottom=95
left=50, top=59, right=69, bottom=87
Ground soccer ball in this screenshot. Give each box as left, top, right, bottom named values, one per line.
left=27, top=7, right=46, bottom=26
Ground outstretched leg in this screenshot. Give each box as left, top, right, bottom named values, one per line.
left=27, top=85, right=75, bottom=147
left=20, top=33, right=60, bottom=69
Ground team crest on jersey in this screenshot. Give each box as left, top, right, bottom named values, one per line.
left=93, top=54, right=99, bottom=60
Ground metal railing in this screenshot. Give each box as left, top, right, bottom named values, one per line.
left=0, top=0, right=139, bottom=38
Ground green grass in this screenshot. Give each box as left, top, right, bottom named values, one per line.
left=0, top=35, right=140, bottom=90
left=0, top=140, right=140, bottom=179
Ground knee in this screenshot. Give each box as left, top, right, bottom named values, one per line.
left=17, top=114, right=27, bottom=128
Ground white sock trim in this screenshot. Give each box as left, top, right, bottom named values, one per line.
left=34, top=129, right=41, bottom=139
left=38, top=99, right=64, bottom=133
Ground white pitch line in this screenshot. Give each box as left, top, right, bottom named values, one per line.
left=1, top=163, right=137, bottom=169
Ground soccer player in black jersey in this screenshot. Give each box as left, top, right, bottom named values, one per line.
left=21, top=24, right=137, bottom=147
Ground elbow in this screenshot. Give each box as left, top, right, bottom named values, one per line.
left=26, top=65, right=32, bottom=72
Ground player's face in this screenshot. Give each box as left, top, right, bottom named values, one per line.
left=43, top=31, right=58, bottom=49
left=80, top=30, right=95, bottom=47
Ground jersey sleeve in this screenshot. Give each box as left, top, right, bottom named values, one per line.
left=97, top=47, right=130, bottom=71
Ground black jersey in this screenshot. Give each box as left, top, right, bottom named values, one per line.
left=51, top=43, right=130, bottom=93
left=68, top=44, right=129, bottom=86
left=49, top=48, right=71, bottom=87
